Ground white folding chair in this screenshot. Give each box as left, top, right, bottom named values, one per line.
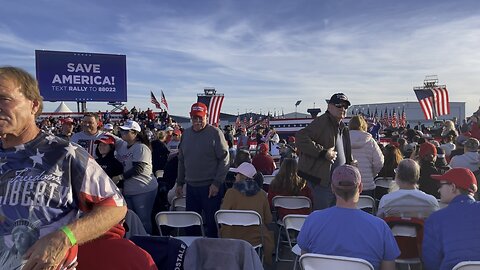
left=272, top=196, right=311, bottom=262
left=215, top=210, right=264, bottom=261
left=170, top=196, right=186, bottom=211
left=453, top=261, right=480, bottom=270
left=263, top=175, right=275, bottom=185
left=283, top=214, right=307, bottom=270
left=300, top=253, right=374, bottom=270
left=155, top=211, right=204, bottom=246
left=374, top=176, right=395, bottom=189
left=358, top=195, right=376, bottom=215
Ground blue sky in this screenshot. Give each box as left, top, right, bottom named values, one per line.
left=1, top=0, right=480, bottom=117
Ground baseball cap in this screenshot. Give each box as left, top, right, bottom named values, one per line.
left=431, top=168, right=478, bottom=193
left=95, top=134, right=115, bottom=145
left=464, top=138, right=479, bottom=151
left=61, top=117, right=74, bottom=124
left=173, top=129, right=182, bottom=136
left=165, top=126, right=174, bottom=132
left=103, top=123, right=114, bottom=130
left=229, top=162, right=257, bottom=179
left=331, top=164, right=361, bottom=189
left=190, top=102, right=208, bottom=117
left=259, top=143, right=269, bottom=153
left=418, top=142, right=437, bottom=158
left=328, top=93, right=351, bottom=106
left=119, top=120, right=141, bottom=132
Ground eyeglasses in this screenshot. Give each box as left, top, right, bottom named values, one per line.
left=334, top=103, right=349, bottom=109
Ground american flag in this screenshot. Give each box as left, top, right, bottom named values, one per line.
left=150, top=91, right=162, bottom=109
left=414, top=87, right=450, bottom=120
left=197, top=94, right=225, bottom=126
left=235, top=115, right=241, bottom=128
left=400, top=107, right=406, bottom=127
left=391, top=110, right=397, bottom=128
left=382, top=108, right=388, bottom=126
left=161, top=90, right=169, bottom=110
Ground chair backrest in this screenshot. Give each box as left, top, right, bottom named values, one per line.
left=282, top=214, right=307, bottom=232
left=453, top=261, right=480, bottom=270
left=374, top=176, right=395, bottom=189
left=184, top=238, right=264, bottom=270
left=382, top=194, right=439, bottom=218
left=272, top=196, right=312, bottom=210
left=155, top=211, right=205, bottom=236
left=383, top=216, right=424, bottom=260
left=283, top=214, right=307, bottom=249
left=357, top=195, right=376, bottom=214
left=215, top=210, right=262, bottom=227
left=263, top=175, right=275, bottom=185
left=171, top=196, right=186, bottom=211
left=299, top=253, right=374, bottom=270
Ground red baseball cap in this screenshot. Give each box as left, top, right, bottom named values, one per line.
left=431, top=168, right=478, bottom=193
left=61, top=117, right=74, bottom=124
left=95, top=135, right=115, bottom=145
left=173, top=129, right=182, bottom=136
left=419, top=142, right=437, bottom=158
left=190, top=102, right=208, bottom=117
left=259, top=143, right=269, bottom=153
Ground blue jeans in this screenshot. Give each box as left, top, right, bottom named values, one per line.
left=185, top=183, right=224, bottom=238
left=307, top=181, right=336, bottom=210
left=124, top=189, right=158, bottom=234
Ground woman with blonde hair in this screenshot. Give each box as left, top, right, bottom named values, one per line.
left=267, top=158, right=313, bottom=220
left=441, top=120, right=458, bottom=140
left=348, top=115, right=384, bottom=197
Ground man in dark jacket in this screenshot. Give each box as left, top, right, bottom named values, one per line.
left=418, top=141, right=443, bottom=198
left=296, top=93, right=353, bottom=210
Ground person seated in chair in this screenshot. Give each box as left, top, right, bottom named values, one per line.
left=220, top=162, right=275, bottom=265
left=377, top=159, right=439, bottom=218
left=423, top=168, right=480, bottom=270
left=297, top=165, right=400, bottom=270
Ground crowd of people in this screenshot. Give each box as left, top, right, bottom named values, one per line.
left=2, top=66, right=480, bottom=270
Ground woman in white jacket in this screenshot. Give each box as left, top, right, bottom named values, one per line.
left=349, top=116, right=384, bottom=197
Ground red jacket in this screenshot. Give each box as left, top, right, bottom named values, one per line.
left=77, top=224, right=158, bottom=270
left=252, top=153, right=276, bottom=175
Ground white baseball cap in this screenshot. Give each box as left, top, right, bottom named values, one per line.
left=103, top=123, right=114, bottom=130
left=229, top=162, right=257, bottom=179
left=120, top=120, right=141, bottom=132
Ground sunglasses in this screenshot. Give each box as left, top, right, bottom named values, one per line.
left=334, top=104, right=349, bottom=109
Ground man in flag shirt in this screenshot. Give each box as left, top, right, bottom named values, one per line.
left=0, top=67, right=127, bottom=270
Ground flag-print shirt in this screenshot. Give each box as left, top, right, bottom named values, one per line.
left=0, top=131, right=124, bottom=267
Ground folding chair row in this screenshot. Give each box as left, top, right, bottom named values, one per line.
left=271, top=196, right=311, bottom=263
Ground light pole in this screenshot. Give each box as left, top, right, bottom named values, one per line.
left=295, top=100, right=302, bottom=118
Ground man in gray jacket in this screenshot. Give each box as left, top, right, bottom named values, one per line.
left=176, top=102, right=230, bottom=237
left=296, top=93, right=353, bottom=210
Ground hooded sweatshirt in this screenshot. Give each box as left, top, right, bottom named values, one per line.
left=349, top=130, right=384, bottom=190
left=449, top=151, right=480, bottom=172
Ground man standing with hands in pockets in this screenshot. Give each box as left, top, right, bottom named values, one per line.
left=296, top=93, right=354, bottom=210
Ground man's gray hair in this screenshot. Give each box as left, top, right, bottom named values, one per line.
left=396, top=158, right=420, bottom=185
